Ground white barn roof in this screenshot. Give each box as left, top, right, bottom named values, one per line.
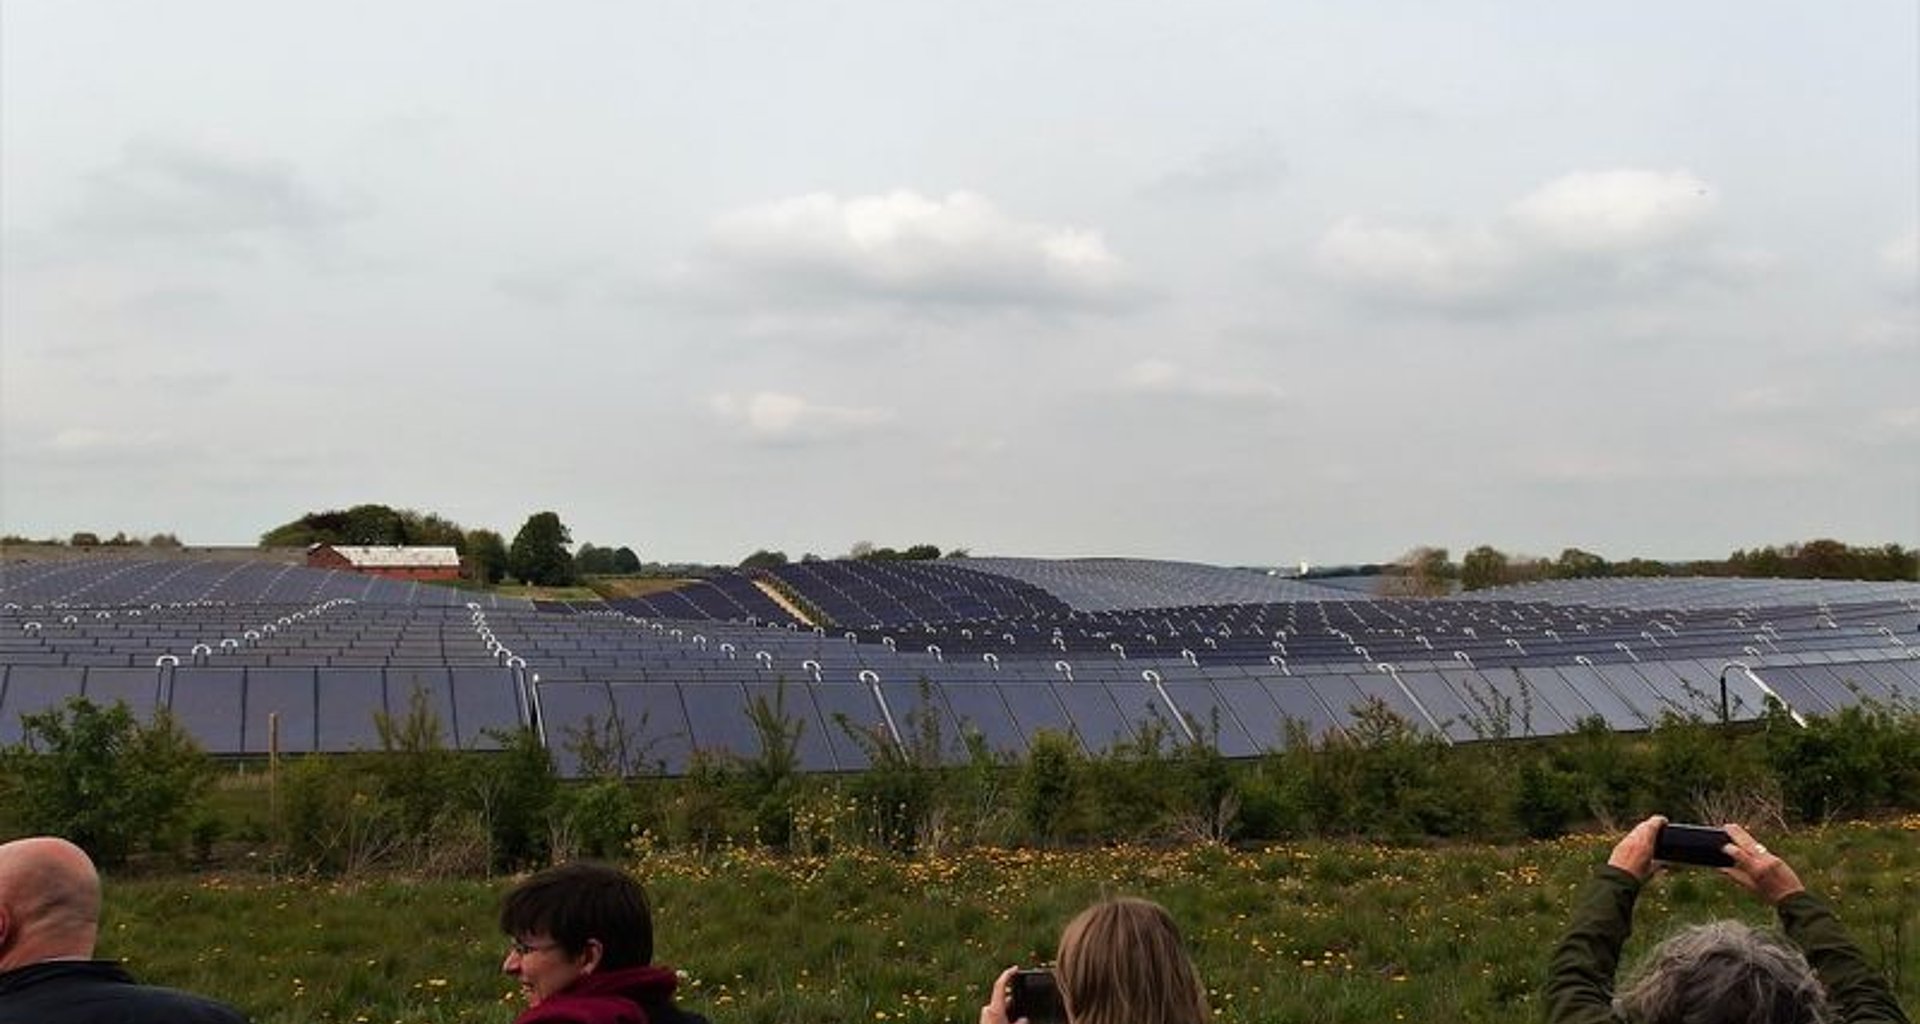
left=317, top=545, right=461, bottom=568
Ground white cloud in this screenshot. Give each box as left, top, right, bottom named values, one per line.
left=1119, top=359, right=1286, bottom=404
left=708, top=391, right=894, bottom=444
left=1316, top=168, right=1738, bottom=312
left=700, top=190, right=1129, bottom=311
left=1506, top=170, right=1715, bottom=253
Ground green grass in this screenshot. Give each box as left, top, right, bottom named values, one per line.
left=99, top=819, right=1920, bottom=1024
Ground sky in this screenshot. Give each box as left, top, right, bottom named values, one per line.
left=3, top=1, right=1916, bottom=568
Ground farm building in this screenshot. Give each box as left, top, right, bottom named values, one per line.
left=306, top=544, right=461, bottom=581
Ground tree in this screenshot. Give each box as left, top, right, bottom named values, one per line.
left=1552, top=548, right=1610, bottom=579
left=612, top=547, right=641, bottom=573
left=508, top=511, right=577, bottom=586
left=739, top=549, right=790, bottom=570
left=1376, top=547, right=1454, bottom=597
left=574, top=543, right=617, bottom=575
left=1459, top=545, right=1510, bottom=591
left=465, top=529, right=510, bottom=584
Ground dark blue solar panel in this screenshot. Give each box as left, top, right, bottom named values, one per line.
left=1342, top=672, right=1438, bottom=735
left=938, top=681, right=1027, bottom=755
left=1550, top=665, right=1647, bottom=729
left=740, top=679, right=839, bottom=771
left=995, top=680, right=1078, bottom=749
left=1857, top=659, right=1920, bottom=702
left=1442, top=668, right=1570, bottom=737
left=449, top=667, right=523, bottom=750
left=680, top=681, right=755, bottom=760
left=1157, top=679, right=1259, bottom=756
left=1302, top=675, right=1371, bottom=731
left=808, top=681, right=882, bottom=770
left=1592, top=664, right=1666, bottom=723
left=1208, top=676, right=1291, bottom=751
left=316, top=667, right=387, bottom=750
left=1751, top=665, right=1838, bottom=718
left=610, top=684, right=693, bottom=775
left=878, top=678, right=964, bottom=759
left=1395, top=671, right=1478, bottom=742
left=1256, top=675, right=1341, bottom=743
left=533, top=682, right=615, bottom=777
left=385, top=667, right=459, bottom=746
left=244, top=668, right=317, bottom=754
left=167, top=668, right=245, bottom=752
left=80, top=668, right=162, bottom=721
left=1053, top=683, right=1131, bottom=753
left=0, top=666, right=85, bottom=745
left=1813, top=662, right=1897, bottom=703
left=1781, top=663, right=1877, bottom=710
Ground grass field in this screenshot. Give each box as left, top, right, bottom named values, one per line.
left=101, top=818, right=1919, bottom=1024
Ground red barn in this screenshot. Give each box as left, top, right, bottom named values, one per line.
left=306, top=544, right=462, bottom=581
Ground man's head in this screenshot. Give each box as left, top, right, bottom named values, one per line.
left=0, top=836, right=102, bottom=970
left=1618, top=920, right=1830, bottom=1024
left=498, top=862, right=653, bottom=1006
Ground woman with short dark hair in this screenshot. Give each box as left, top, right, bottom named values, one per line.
left=499, top=862, right=707, bottom=1024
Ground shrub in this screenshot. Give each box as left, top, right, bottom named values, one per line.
left=1017, top=729, right=1078, bottom=843
left=0, top=698, right=213, bottom=865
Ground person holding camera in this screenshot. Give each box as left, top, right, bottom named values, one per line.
left=979, top=897, right=1209, bottom=1024
left=1547, top=815, right=1909, bottom=1024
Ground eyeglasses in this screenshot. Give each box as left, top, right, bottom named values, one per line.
left=508, top=938, right=561, bottom=957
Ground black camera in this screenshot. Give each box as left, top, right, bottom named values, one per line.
left=1009, top=968, right=1066, bottom=1024
left=1654, top=823, right=1735, bottom=868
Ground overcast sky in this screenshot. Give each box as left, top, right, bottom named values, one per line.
left=3, top=2, right=1915, bottom=567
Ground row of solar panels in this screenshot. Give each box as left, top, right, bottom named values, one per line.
left=5, top=652, right=1915, bottom=776
left=0, top=559, right=534, bottom=609
left=0, top=664, right=526, bottom=752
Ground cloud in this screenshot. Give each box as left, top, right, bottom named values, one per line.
left=1118, top=359, right=1286, bottom=404
left=1880, top=229, right=1918, bottom=296
left=1721, top=385, right=1806, bottom=415
left=708, top=391, right=894, bottom=444
left=1316, top=169, right=1738, bottom=312
left=697, top=190, right=1131, bottom=312
left=1144, top=137, right=1289, bottom=200
left=63, top=139, right=369, bottom=250
left=1505, top=170, right=1716, bottom=253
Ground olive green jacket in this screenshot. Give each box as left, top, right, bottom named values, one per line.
left=1546, top=866, right=1909, bottom=1024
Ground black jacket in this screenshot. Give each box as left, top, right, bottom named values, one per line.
left=0, top=960, right=249, bottom=1024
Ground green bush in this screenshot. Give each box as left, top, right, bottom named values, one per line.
left=0, top=698, right=213, bottom=865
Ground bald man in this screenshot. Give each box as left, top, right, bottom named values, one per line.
left=0, top=836, right=249, bottom=1023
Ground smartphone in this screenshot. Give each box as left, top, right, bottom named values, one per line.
left=1654, top=823, right=1735, bottom=868
left=1009, top=968, right=1066, bottom=1024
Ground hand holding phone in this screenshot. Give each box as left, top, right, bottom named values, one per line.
left=1653, top=823, right=1735, bottom=868
left=1009, top=968, right=1066, bottom=1024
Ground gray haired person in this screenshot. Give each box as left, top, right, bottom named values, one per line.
left=1547, top=815, right=1908, bottom=1024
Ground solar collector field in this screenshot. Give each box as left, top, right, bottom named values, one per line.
left=3, top=556, right=1917, bottom=775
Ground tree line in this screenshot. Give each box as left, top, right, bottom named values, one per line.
left=1369, top=538, right=1918, bottom=594
left=257, top=504, right=638, bottom=588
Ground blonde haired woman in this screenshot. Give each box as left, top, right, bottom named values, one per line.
left=980, top=897, right=1210, bottom=1024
